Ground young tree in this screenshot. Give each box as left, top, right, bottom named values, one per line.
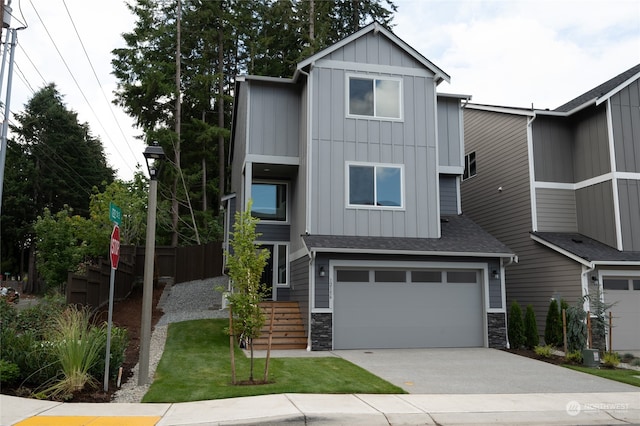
left=566, top=299, right=587, bottom=353
left=508, top=301, right=524, bottom=350
left=225, top=201, right=270, bottom=383
left=524, top=304, right=539, bottom=349
left=544, top=299, right=563, bottom=347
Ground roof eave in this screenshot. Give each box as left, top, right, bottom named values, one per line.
left=530, top=233, right=593, bottom=267
left=306, top=246, right=514, bottom=258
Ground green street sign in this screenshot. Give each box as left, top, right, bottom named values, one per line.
left=109, top=202, right=122, bottom=225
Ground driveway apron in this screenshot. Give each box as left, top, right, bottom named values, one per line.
left=332, top=348, right=640, bottom=394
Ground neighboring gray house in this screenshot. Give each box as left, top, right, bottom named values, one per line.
left=224, top=23, right=515, bottom=351
left=461, top=64, right=640, bottom=351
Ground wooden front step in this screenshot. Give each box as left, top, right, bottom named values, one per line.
left=252, top=301, right=307, bottom=350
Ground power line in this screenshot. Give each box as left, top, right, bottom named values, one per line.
left=28, top=0, right=135, bottom=176
left=16, top=41, right=45, bottom=86
left=62, top=0, right=139, bottom=162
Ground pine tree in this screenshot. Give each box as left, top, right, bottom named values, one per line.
left=544, top=299, right=563, bottom=347
left=508, top=301, right=525, bottom=350
left=524, top=305, right=539, bottom=349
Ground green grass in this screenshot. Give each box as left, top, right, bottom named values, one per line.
left=564, top=365, right=640, bottom=388
left=143, top=319, right=406, bottom=402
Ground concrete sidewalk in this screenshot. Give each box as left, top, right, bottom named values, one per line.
left=3, top=392, right=639, bottom=425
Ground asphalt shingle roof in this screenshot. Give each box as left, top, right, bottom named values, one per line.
left=532, top=232, right=640, bottom=263
left=303, top=215, right=514, bottom=256
left=554, top=63, right=640, bottom=112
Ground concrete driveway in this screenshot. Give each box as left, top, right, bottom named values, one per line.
left=332, top=348, right=640, bottom=394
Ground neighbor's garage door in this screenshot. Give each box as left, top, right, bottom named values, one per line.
left=603, top=277, right=640, bottom=351
left=333, top=268, right=484, bottom=349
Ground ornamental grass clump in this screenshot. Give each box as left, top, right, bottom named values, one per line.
left=40, top=305, right=106, bottom=399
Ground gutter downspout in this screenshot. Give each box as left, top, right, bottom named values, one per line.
left=581, top=263, right=596, bottom=314
left=297, top=66, right=313, bottom=235
left=501, top=255, right=518, bottom=349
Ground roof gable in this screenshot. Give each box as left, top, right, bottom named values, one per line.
left=296, top=22, right=450, bottom=84
left=554, top=63, right=640, bottom=113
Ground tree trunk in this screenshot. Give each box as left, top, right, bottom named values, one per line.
left=172, top=0, right=182, bottom=247
left=217, top=18, right=225, bottom=209
left=229, top=306, right=236, bottom=384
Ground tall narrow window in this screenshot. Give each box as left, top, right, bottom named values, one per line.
left=347, top=163, right=403, bottom=208
left=348, top=75, right=401, bottom=119
left=251, top=182, right=287, bottom=221
left=463, top=152, right=476, bottom=180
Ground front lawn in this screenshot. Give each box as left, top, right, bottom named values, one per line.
left=143, top=319, right=405, bottom=402
left=563, top=365, right=640, bottom=388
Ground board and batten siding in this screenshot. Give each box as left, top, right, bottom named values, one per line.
left=437, top=96, right=464, bottom=168
left=532, top=117, right=575, bottom=183
left=439, top=175, right=459, bottom=215
left=536, top=188, right=578, bottom=232
left=611, top=78, right=640, bottom=173
left=462, top=107, right=582, bottom=337
left=247, top=81, right=300, bottom=158
left=230, top=82, right=249, bottom=204
left=576, top=181, right=617, bottom=248
left=573, top=107, right=611, bottom=182
left=308, top=54, right=439, bottom=238
left=289, top=256, right=310, bottom=337
left=618, top=179, right=640, bottom=251
left=290, top=80, right=310, bottom=255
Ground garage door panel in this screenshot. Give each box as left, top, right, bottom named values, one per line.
left=605, top=290, right=640, bottom=351
left=334, top=275, right=484, bottom=349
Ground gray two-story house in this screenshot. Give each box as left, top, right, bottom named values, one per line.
left=461, top=64, right=640, bottom=351
left=225, top=23, right=515, bottom=351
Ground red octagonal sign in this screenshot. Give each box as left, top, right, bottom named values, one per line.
left=110, top=225, right=120, bottom=270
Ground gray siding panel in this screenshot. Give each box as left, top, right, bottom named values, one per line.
left=437, top=97, right=463, bottom=168
left=231, top=83, right=249, bottom=206
left=290, top=256, right=309, bottom=336
left=248, top=82, right=300, bottom=158
left=576, top=181, right=617, bottom=248
left=488, top=259, right=502, bottom=309
left=439, top=175, right=459, bottom=215
left=310, top=59, right=439, bottom=238
left=290, top=81, right=309, bottom=255
left=328, top=31, right=425, bottom=69
left=536, top=188, right=578, bottom=232
left=315, top=255, right=330, bottom=309
left=573, top=108, right=611, bottom=181
left=463, top=108, right=584, bottom=337
left=532, top=117, right=574, bottom=183
left=256, top=224, right=290, bottom=242
left=618, top=179, right=640, bottom=251
left=611, top=79, right=640, bottom=173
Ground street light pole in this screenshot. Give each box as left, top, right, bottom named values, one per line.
left=138, top=143, right=165, bottom=386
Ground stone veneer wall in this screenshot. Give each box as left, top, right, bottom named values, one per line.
left=487, top=312, right=507, bottom=348
left=310, top=313, right=332, bottom=350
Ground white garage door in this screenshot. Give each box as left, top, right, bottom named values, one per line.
left=603, top=278, right=640, bottom=351
left=333, top=268, right=484, bottom=349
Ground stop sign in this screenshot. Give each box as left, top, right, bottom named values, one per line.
left=110, top=225, right=120, bottom=269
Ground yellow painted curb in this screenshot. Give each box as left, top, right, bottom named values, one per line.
left=15, top=416, right=161, bottom=426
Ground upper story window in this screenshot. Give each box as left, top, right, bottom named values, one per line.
left=463, top=152, right=476, bottom=180
left=347, top=75, right=402, bottom=120
left=251, top=181, right=287, bottom=222
left=347, top=162, right=404, bottom=209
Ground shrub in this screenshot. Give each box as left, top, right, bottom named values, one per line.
left=631, top=358, right=640, bottom=367
left=534, top=345, right=553, bottom=358
left=0, top=327, right=59, bottom=386
left=565, top=350, right=582, bottom=364
left=544, top=299, right=562, bottom=347
left=0, top=297, right=18, bottom=328
left=0, top=359, right=21, bottom=385
left=508, top=301, right=525, bottom=350
left=621, top=353, right=635, bottom=363
left=523, top=305, right=539, bottom=349
left=90, top=325, right=129, bottom=380
left=16, top=294, right=65, bottom=338
left=602, top=352, right=620, bottom=369
left=566, top=300, right=587, bottom=352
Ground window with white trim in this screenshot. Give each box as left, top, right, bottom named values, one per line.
left=348, top=75, right=402, bottom=119
left=463, top=152, right=476, bottom=180
left=347, top=163, right=403, bottom=208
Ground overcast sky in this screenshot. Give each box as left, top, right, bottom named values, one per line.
left=4, top=0, right=640, bottom=181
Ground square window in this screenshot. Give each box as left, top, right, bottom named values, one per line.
left=463, top=152, right=476, bottom=180
left=348, top=76, right=401, bottom=119
left=347, top=163, right=403, bottom=209
left=251, top=182, right=287, bottom=221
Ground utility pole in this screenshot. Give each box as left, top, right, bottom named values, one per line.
left=171, top=0, right=181, bottom=247
left=0, top=0, right=17, bottom=216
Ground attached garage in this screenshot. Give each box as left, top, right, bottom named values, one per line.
left=333, top=264, right=485, bottom=349
left=603, top=277, right=640, bottom=351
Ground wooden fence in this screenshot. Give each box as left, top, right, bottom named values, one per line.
left=66, top=242, right=223, bottom=310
